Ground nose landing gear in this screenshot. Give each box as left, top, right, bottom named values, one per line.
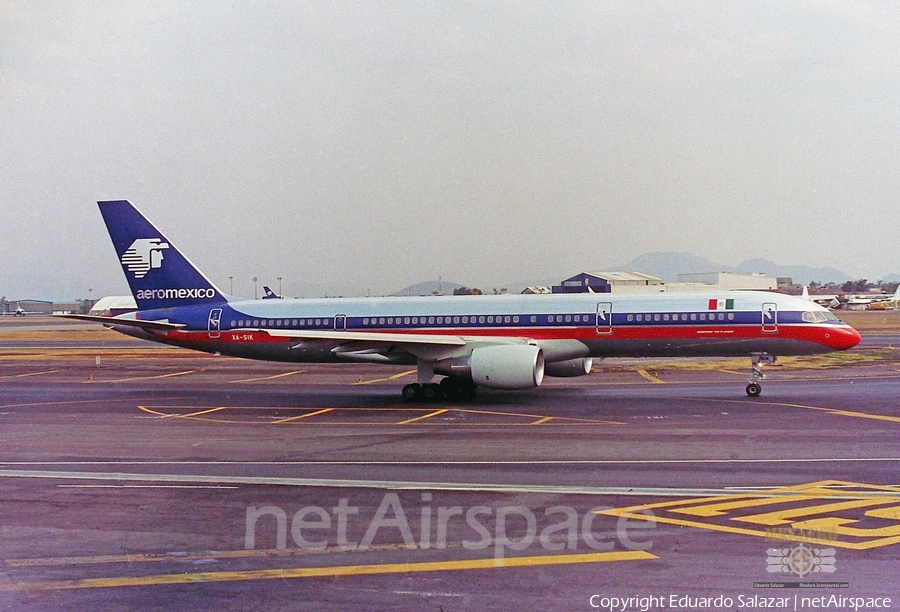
left=746, top=352, right=776, bottom=396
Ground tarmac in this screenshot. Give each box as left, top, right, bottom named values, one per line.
left=1, top=317, right=899, bottom=611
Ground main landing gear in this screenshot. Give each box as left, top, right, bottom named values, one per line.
left=746, top=352, right=776, bottom=397
left=402, top=376, right=477, bottom=403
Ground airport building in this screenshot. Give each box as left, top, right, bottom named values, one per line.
left=90, top=296, right=138, bottom=316
left=552, top=272, right=664, bottom=294
left=675, top=272, right=779, bottom=291
left=551, top=271, right=787, bottom=294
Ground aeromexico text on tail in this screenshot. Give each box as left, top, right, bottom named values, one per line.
left=67, top=199, right=861, bottom=401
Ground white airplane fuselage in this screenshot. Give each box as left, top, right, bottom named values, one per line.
left=70, top=200, right=862, bottom=399
left=115, top=290, right=859, bottom=363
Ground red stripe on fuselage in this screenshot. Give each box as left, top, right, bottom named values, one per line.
left=162, top=323, right=860, bottom=352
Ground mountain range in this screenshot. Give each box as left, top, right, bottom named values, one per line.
left=288, top=252, right=869, bottom=298
left=614, top=252, right=854, bottom=285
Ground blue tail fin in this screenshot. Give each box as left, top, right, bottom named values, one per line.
left=98, top=200, right=226, bottom=311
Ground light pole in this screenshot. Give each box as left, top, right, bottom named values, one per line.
left=277, top=276, right=283, bottom=297
left=229, top=276, right=234, bottom=295
left=253, top=277, right=258, bottom=299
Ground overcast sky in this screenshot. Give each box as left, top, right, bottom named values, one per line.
left=2, top=1, right=899, bottom=299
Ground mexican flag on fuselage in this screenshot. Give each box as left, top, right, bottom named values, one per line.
left=708, top=298, right=735, bottom=310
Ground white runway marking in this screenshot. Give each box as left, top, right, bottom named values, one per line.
left=0, top=468, right=898, bottom=497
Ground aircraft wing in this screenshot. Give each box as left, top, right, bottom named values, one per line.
left=57, top=314, right=187, bottom=332
left=257, top=328, right=530, bottom=361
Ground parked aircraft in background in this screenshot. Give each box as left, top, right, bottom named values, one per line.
left=846, top=286, right=900, bottom=310
left=801, top=286, right=841, bottom=309
left=64, top=200, right=861, bottom=400
left=5, top=303, right=44, bottom=316
left=262, top=286, right=283, bottom=300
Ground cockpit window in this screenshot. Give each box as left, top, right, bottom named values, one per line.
left=803, top=310, right=832, bottom=323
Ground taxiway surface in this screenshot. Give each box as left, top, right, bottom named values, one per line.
left=1, top=321, right=898, bottom=610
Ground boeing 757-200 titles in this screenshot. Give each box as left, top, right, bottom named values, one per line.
left=65, top=200, right=861, bottom=400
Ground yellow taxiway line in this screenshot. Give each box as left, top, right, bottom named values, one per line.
left=636, top=369, right=665, bottom=384
left=0, top=550, right=656, bottom=592
left=270, top=408, right=335, bottom=424
left=396, top=409, right=449, bottom=424
left=353, top=370, right=417, bottom=385
left=228, top=370, right=306, bottom=383
left=91, top=370, right=196, bottom=384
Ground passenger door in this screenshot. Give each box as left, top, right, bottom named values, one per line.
left=596, top=302, right=613, bottom=335
left=208, top=308, right=223, bottom=339
left=761, top=302, right=778, bottom=333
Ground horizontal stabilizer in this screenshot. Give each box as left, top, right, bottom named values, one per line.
left=57, top=313, right=186, bottom=332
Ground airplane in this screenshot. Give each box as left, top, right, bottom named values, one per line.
left=801, top=286, right=841, bottom=309
left=10, top=302, right=43, bottom=316
left=846, top=286, right=900, bottom=310
left=262, top=286, right=283, bottom=300
left=63, top=200, right=861, bottom=400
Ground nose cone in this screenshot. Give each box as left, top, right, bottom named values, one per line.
left=826, top=325, right=861, bottom=350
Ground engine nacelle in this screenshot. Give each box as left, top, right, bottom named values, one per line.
left=468, top=344, right=545, bottom=390
left=544, top=357, right=593, bottom=378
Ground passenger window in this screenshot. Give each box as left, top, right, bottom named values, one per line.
left=654, top=314, right=660, bottom=322
left=627, top=314, right=633, bottom=322
left=663, top=314, right=669, bottom=321
left=513, top=316, right=520, bottom=323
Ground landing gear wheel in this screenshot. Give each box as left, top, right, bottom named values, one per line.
left=745, top=383, right=762, bottom=397
left=421, top=383, right=443, bottom=402
left=441, top=376, right=476, bottom=402
left=402, top=383, right=422, bottom=402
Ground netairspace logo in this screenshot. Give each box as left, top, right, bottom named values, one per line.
left=767, top=544, right=836, bottom=577
left=244, top=493, right=655, bottom=563
left=121, top=238, right=169, bottom=279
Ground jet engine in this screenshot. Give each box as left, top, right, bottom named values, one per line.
left=544, top=357, right=593, bottom=378
left=435, top=344, right=544, bottom=390
left=470, top=344, right=544, bottom=389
